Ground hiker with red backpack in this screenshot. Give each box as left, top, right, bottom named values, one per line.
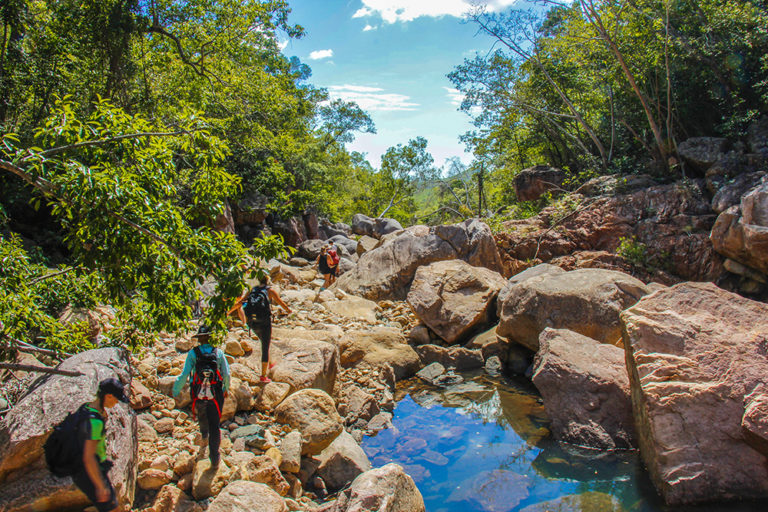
left=317, top=243, right=340, bottom=291
left=172, top=325, right=230, bottom=467
left=231, top=275, right=291, bottom=383
left=44, top=378, right=129, bottom=512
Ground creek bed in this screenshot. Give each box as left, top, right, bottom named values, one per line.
left=360, top=371, right=765, bottom=512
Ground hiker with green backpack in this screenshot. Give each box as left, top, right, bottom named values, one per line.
left=231, top=275, right=291, bottom=383
left=43, top=378, right=129, bottom=512
left=172, top=325, right=230, bottom=467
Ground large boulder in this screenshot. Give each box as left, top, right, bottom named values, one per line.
left=351, top=214, right=403, bottom=239
left=711, top=176, right=768, bottom=276
left=711, top=171, right=766, bottom=213
left=327, top=463, right=425, bottom=512
left=514, top=165, right=565, bottom=202
left=622, top=282, right=768, bottom=505
left=705, top=152, right=768, bottom=194
left=356, top=235, right=379, bottom=256
left=316, top=430, right=372, bottom=492
left=497, top=267, right=649, bottom=351
left=274, top=389, right=343, bottom=456
left=532, top=328, right=635, bottom=450
left=247, top=336, right=340, bottom=396
left=207, top=480, right=287, bottom=512
left=407, top=260, right=506, bottom=344
left=338, top=220, right=502, bottom=301
left=297, top=239, right=327, bottom=260
left=0, top=348, right=137, bottom=511
left=338, top=327, right=420, bottom=380
left=677, top=137, right=728, bottom=173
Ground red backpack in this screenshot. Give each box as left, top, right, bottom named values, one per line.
left=327, top=248, right=340, bottom=266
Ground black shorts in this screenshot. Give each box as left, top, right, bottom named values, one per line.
left=72, top=461, right=118, bottom=512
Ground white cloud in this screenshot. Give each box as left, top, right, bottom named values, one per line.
left=352, top=0, right=522, bottom=23
left=309, top=49, right=334, bottom=60
left=444, top=87, right=464, bottom=107
left=363, top=24, right=377, bottom=31
left=353, top=7, right=374, bottom=18
left=328, top=84, right=419, bottom=112
left=278, top=40, right=289, bottom=51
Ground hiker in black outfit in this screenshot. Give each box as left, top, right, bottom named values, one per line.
left=231, top=275, right=291, bottom=382
left=58, top=378, right=128, bottom=512
left=173, top=325, right=230, bottom=467
left=317, top=244, right=339, bottom=291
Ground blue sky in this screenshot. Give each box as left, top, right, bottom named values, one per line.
left=281, top=0, right=527, bottom=169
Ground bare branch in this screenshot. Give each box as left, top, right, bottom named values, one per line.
left=0, top=362, right=83, bottom=377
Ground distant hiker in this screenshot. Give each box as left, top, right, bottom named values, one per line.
left=231, top=276, right=291, bottom=383
left=317, top=244, right=340, bottom=290
left=44, top=378, right=128, bottom=512
left=173, top=325, right=230, bottom=467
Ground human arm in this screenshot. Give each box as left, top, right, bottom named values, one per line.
left=268, top=288, right=291, bottom=314
left=217, top=349, right=231, bottom=392
left=172, top=351, right=196, bottom=397
left=80, top=418, right=109, bottom=503
left=228, top=292, right=248, bottom=324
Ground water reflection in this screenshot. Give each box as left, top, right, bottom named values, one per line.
left=362, top=371, right=768, bottom=512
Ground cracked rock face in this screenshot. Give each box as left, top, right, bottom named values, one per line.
left=622, top=282, right=768, bottom=505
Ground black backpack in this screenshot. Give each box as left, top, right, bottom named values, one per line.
left=242, top=286, right=270, bottom=321
left=191, top=346, right=224, bottom=416
left=44, top=405, right=102, bottom=477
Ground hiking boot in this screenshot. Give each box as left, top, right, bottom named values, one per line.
left=260, top=375, right=272, bottom=383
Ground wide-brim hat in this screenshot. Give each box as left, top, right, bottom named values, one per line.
left=191, top=324, right=212, bottom=339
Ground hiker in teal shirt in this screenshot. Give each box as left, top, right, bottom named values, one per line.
left=173, top=325, right=230, bottom=466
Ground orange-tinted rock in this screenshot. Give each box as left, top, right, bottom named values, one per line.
left=622, top=282, right=768, bottom=505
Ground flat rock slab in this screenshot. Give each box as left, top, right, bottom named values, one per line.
left=622, top=282, right=768, bottom=505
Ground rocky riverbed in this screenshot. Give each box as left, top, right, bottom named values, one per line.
left=2, top=205, right=768, bottom=511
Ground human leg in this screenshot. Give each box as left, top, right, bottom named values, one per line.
left=202, top=401, right=221, bottom=465
left=250, top=321, right=273, bottom=382
left=72, top=464, right=118, bottom=512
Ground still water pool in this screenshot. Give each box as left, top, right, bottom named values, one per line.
left=361, top=371, right=766, bottom=512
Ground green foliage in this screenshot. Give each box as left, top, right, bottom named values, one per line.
left=452, top=0, right=768, bottom=192
left=0, top=233, right=99, bottom=353
left=616, top=236, right=649, bottom=268
left=1, top=99, right=258, bottom=350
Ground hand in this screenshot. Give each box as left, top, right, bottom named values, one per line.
left=223, top=391, right=228, bottom=399
left=96, top=485, right=110, bottom=503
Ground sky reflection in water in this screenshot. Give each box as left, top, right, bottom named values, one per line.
left=360, top=373, right=765, bottom=512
